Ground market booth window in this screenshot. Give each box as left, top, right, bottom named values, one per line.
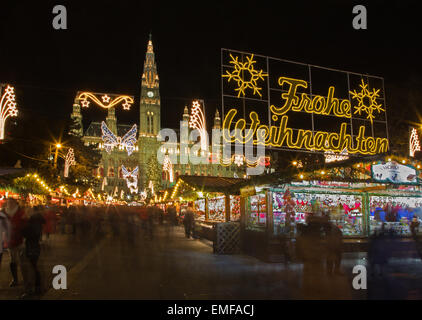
left=271, top=189, right=364, bottom=237
left=245, top=193, right=267, bottom=230
left=369, top=194, right=422, bottom=236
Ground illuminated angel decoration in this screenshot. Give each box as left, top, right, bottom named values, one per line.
left=77, top=92, right=134, bottom=110
left=101, top=121, right=137, bottom=156
left=122, top=165, right=138, bottom=194
left=0, top=85, right=18, bottom=140
left=64, top=148, right=76, bottom=178
left=189, top=100, right=207, bottom=151
left=163, top=154, right=174, bottom=183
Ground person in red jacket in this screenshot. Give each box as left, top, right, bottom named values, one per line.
left=5, top=198, right=27, bottom=287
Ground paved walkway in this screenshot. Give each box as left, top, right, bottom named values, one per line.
left=2, top=223, right=422, bottom=300
left=43, top=225, right=364, bottom=300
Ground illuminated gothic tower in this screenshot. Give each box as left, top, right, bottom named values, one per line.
left=138, top=34, right=162, bottom=188
left=139, top=33, right=161, bottom=135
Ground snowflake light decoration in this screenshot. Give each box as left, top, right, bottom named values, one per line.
left=222, top=54, right=268, bottom=97
left=234, top=154, right=244, bottom=167
left=0, top=85, right=18, bottom=140
left=350, top=79, right=384, bottom=124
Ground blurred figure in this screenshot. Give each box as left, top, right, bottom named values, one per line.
left=168, top=205, right=177, bottom=226
left=43, top=205, right=58, bottom=242
left=183, top=203, right=195, bottom=239
left=410, top=215, right=420, bottom=239
left=0, top=203, right=11, bottom=269
left=297, top=217, right=325, bottom=299
left=5, top=198, right=27, bottom=287
left=368, top=225, right=391, bottom=278
left=158, top=206, right=164, bottom=225
left=21, top=206, right=45, bottom=298
left=324, top=223, right=344, bottom=275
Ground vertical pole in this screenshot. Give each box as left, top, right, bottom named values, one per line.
left=225, top=194, right=231, bottom=222
left=205, top=197, right=209, bottom=221
left=267, top=190, right=274, bottom=236
left=54, top=147, right=59, bottom=169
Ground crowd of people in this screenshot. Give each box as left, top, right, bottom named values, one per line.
left=0, top=199, right=190, bottom=299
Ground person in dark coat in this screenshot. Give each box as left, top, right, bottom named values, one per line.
left=183, top=203, right=195, bottom=239
left=21, top=205, right=45, bottom=298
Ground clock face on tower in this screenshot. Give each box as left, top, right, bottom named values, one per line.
left=147, top=91, right=154, bottom=98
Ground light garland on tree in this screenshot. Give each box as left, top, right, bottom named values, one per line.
left=163, top=154, right=174, bottom=183
left=122, top=165, right=138, bottom=194
left=25, top=173, right=53, bottom=194
left=189, top=100, right=207, bottom=151
left=410, top=127, right=421, bottom=157
left=77, top=92, right=134, bottom=110
left=101, top=121, right=137, bottom=156
left=0, top=85, right=18, bottom=140
left=64, top=148, right=76, bottom=178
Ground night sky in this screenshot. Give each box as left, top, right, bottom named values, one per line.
left=0, top=0, right=421, bottom=145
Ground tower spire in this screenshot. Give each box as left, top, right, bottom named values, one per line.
left=213, top=108, right=221, bottom=129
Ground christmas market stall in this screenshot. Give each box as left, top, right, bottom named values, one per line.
left=239, top=156, right=422, bottom=261
left=167, top=175, right=246, bottom=244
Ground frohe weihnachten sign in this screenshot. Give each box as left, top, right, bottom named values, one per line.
left=220, top=49, right=389, bottom=156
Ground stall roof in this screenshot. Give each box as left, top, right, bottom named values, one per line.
left=177, top=175, right=248, bottom=194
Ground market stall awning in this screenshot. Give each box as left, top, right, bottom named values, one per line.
left=176, top=175, right=248, bottom=195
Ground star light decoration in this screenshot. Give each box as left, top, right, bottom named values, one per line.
left=0, top=85, right=18, bottom=140
left=189, top=100, right=207, bottom=151
left=350, top=79, right=384, bottom=124
left=410, top=127, right=421, bottom=157
left=122, top=165, right=139, bottom=194
left=77, top=92, right=134, bottom=110
left=222, top=54, right=268, bottom=97
left=64, top=148, right=76, bottom=178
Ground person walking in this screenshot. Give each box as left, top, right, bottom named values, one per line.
left=183, top=203, right=195, bottom=239
left=21, top=206, right=45, bottom=298
left=5, top=198, right=27, bottom=287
